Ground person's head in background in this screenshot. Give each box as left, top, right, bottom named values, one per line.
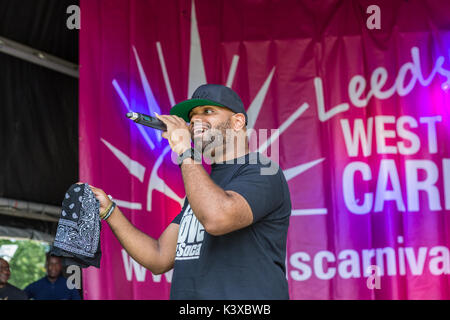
left=45, top=253, right=63, bottom=283
left=0, top=258, right=11, bottom=288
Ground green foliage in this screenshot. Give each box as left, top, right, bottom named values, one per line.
left=0, top=239, right=48, bottom=290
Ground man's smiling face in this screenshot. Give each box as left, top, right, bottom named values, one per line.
left=188, top=105, right=236, bottom=153
left=0, top=259, right=10, bottom=287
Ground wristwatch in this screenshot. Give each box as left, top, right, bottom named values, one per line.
left=177, top=148, right=201, bottom=167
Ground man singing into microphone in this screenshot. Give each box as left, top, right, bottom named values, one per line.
left=89, top=84, right=292, bottom=299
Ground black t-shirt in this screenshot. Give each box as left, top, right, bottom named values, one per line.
left=170, top=152, right=291, bottom=299
left=0, top=283, right=28, bottom=300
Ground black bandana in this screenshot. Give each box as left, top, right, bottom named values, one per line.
left=50, top=183, right=101, bottom=268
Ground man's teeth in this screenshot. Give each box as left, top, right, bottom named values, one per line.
left=194, top=127, right=208, bottom=135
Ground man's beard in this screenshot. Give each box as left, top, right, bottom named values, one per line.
left=193, top=119, right=231, bottom=160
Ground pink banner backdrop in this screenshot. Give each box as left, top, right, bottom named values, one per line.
left=80, top=0, right=450, bottom=299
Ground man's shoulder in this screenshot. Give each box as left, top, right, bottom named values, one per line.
left=235, top=153, right=281, bottom=174
left=6, top=283, right=22, bottom=291
left=5, top=283, right=28, bottom=299
left=25, top=276, right=47, bottom=289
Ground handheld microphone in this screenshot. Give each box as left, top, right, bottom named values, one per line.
left=126, top=112, right=167, bottom=131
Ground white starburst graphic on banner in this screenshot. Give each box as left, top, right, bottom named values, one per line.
left=103, top=0, right=326, bottom=216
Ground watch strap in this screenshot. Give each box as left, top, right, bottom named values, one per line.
left=177, top=148, right=201, bottom=166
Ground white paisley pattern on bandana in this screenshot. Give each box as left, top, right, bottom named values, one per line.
left=54, top=183, right=100, bottom=258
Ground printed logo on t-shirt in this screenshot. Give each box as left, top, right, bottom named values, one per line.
left=175, top=204, right=205, bottom=261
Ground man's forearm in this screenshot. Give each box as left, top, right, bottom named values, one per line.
left=106, top=206, right=169, bottom=274
left=180, top=159, right=232, bottom=231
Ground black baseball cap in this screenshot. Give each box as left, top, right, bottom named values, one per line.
left=170, top=84, right=248, bottom=124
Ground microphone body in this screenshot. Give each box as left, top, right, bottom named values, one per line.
left=126, top=112, right=167, bottom=131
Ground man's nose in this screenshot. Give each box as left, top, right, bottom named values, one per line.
left=189, top=118, right=202, bottom=129
left=190, top=113, right=205, bottom=123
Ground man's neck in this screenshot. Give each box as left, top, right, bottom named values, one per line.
left=210, top=133, right=250, bottom=164
left=47, top=276, right=58, bottom=284
left=0, top=283, right=6, bottom=289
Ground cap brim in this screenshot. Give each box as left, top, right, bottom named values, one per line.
left=170, top=99, right=227, bottom=122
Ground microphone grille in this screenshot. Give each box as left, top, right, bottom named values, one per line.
left=126, top=112, right=139, bottom=120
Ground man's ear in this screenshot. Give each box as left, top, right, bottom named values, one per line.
left=231, top=113, right=246, bottom=131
